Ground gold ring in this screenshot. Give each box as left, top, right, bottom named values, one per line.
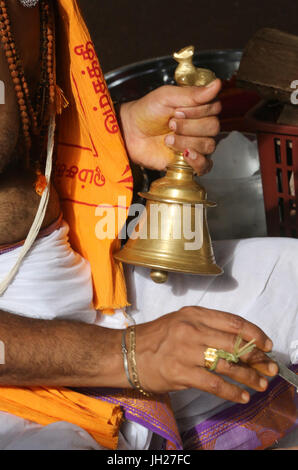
left=204, top=347, right=218, bottom=371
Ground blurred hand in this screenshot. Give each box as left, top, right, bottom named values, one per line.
left=119, top=79, right=222, bottom=175
left=135, top=306, right=278, bottom=403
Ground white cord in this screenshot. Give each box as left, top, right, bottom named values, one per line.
left=0, top=114, right=56, bottom=295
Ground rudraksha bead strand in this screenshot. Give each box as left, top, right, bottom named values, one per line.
left=0, top=0, right=55, bottom=167
left=0, top=0, right=32, bottom=153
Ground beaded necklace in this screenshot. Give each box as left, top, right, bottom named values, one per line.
left=0, top=0, right=55, bottom=173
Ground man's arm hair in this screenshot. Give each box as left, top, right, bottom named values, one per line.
left=0, top=310, right=128, bottom=388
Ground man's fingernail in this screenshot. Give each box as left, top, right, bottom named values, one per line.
left=269, top=362, right=278, bottom=375
left=183, top=149, right=197, bottom=160
left=241, top=392, right=250, bottom=403
left=165, top=134, right=175, bottom=146
left=206, top=79, right=217, bottom=88
left=265, top=339, right=273, bottom=351
left=169, top=119, right=177, bottom=131
left=259, top=378, right=268, bottom=390
left=174, top=111, right=186, bottom=119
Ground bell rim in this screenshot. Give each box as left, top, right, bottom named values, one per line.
left=114, top=251, right=223, bottom=276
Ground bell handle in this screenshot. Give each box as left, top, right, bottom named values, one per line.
left=170, top=46, right=217, bottom=170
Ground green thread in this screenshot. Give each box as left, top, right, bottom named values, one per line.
left=209, top=336, right=256, bottom=371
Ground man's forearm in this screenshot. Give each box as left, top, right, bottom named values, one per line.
left=0, top=311, right=128, bottom=388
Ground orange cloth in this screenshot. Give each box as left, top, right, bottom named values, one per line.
left=54, top=0, right=133, bottom=311
left=0, top=387, right=123, bottom=449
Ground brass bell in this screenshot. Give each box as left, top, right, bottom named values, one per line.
left=114, top=46, right=223, bottom=283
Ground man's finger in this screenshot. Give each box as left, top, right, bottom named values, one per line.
left=195, top=344, right=269, bottom=392
left=183, top=152, right=213, bottom=176
left=191, top=367, right=251, bottom=404
left=160, top=79, right=222, bottom=109
left=169, top=116, right=220, bottom=138
left=194, top=326, right=277, bottom=378
left=165, top=132, right=216, bottom=155
left=214, top=358, right=269, bottom=392
left=174, top=101, right=222, bottom=120
left=163, top=133, right=214, bottom=175
left=180, top=306, right=274, bottom=353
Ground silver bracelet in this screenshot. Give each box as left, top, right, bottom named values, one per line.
left=121, top=328, right=134, bottom=389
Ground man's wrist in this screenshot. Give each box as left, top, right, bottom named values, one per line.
left=93, top=326, right=132, bottom=389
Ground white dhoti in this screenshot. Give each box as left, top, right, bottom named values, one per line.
left=0, top=221, right=297, bottom=449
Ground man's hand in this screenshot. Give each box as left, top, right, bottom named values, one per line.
left=0, top=306, right=278, bottom=404
left=119, top=79, right=222, bottom=175
left=136, top=306, right=278, bottom=403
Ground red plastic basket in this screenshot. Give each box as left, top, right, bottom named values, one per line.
left=245, top=102, right=298, bottom=238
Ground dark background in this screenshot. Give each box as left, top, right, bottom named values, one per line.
left=80, top=0, right=297, bottom=74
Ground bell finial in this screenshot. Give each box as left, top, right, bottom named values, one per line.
left=174, top=45, right=216, bottom=87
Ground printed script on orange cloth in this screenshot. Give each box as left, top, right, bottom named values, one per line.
left=54, top=0, right=133, bottom=311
